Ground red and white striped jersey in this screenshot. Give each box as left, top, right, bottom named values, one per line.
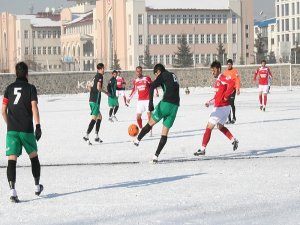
left=253, top=66, right=273, bottom=85
left=208, top=74, right=235, bottom=107
left=129, top=76, right=152, bottom=101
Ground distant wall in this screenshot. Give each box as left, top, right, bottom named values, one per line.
left=0, top=64, right=299, bottom=95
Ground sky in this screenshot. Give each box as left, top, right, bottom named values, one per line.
left=0, top=0, right=275, bottom=19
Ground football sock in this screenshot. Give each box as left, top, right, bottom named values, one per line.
left=113, top=106, right=119, bottom=115
left=219, top=127, right=234, bottom=140
left=259, top=95, right=262, bottom=105
left=202, top=128, right=212, bottom=148
left=87, top=119, right=96, bottom=134
left=137, top=117, right=143, bottom=129
left=155, top=135, right=167, bottom=157
left=7, top=160, right=16, bottom=189
left=109, top=108, right=113, bottom=117
left=123, top=96, right=127, bottom=104
left=264, top=95, right=267, bottom=106
left=95, top=119, right=102, bottom=134
left=30, top=156, right=40, bottom=185
left=137, top=123, right=152, bottom=141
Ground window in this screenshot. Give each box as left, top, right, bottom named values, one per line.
left=171, top=15, right=175, bottom=24
left=43, top=47, right=47, bottom=55
left=218, top=34, right=222, bottom=43
left=223, top=14, right=227, bottom=24
left=48, top=31, right=51, bottom=38
left=233, top=53, right=237, bottom=62
left=153, top=35, right=157, bottom=44
left=32, top=31, right=35, bottom=39
left=176, top=15, right=181, bottom=24
left=165, top=35, right=170, bottom=44
left=58, top=46, right=61, bottom=55
left=195, top=34, right=199, bottom=44
left=195, top=54, right=199, bottom=64
left=285, top=3, right=289, bottom=16
left=232, top=14, right=237, bottom=24
left=206, top=54, right=211, bottom=63
left=200, top=15, right=204, bottom=24
left=285, top=19, right=289, bottom=31
left=138, top=14, right=143, bottom=24
left=223, top=34, right=227, bottom=43
left=189, top=34, right=193, bottom=44
left=33, top=47, right=36, bottom=55
left=53, top=47, right=57, bottom=55
left=177, top=34, right=181, bottom=44
left=277, top=35, right=280, bottom=43
left=233, top=33, right=237, bottom=43
left=195, top=15, right=199, bottom=24
left=200, top=34, right=205, bottom=43
left=217, top=15, right=222, bottom=24
left=37, top=31, right=41, bottom=38
left=24, top=47, right=29, bottom=55
left=172, top=55, right=176, bottom=64
left=189, top=15, right=193, bottom=24
left=153, top=15, right=157, bottom=24
left=153, top=55, right=158, bottom=64
left=206, top=34, right=211, bottom=43
left=183, top=15, right=187, bottom=24
left=277, top=5, right=280, bottom=17
left=281, top=4, right=284, bottom=17
left=246, top=33, right=249, bottom=38
left=147, top=15, right=151, bottom=24
left=293, top=18, right=295, bottom=30
left=138, top=35, right=143, bottom=45
left=206, top=15, right=210, bottom=24
left=159, top=55, right=164, bottom=63
left=148, top=35, right=151, bottom=44
left=48, top=46, right=52, bottom=55
left=38, top=47, right=41, bottom=55
left=282, top=34, right=284, bottom=42
left=171, top=34, right=176, bottom=44
left=165, top=15, right=169, bottom=24
left=292, top=3, right=295, bottom=15
left=282, top=19, right=285, bottom=31
left=212, top=15, right=216, bottom=24
left=212, top=34, right=216, bottom=43
left=293, top=33, right=296, bottom=45
left=159, top=35, right=164, bottom=44
left=159, top=15, right=163, bottom=24
left=138, top=55, right=143, bottom=65
left=298, top=2, right=300, bottom=14
left=286, top=33, right=289, bottom=42
left=24, top=30, right=28, bottom=39
left=298, top=18, right=300, bottom=29
left=201, top=54, right=205, bottom=63
left=166, top=55, right=170, bottom=65
left=53, top=31, right=57, bottom=38
left=43, top=31, right=47, bottom=38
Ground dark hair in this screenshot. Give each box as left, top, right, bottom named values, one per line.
left=153, top=63, right=166, bottom=74
left=97, top=63, right=104, bottom=70
left=15, top=62, right=28, bottom=78
left=112, top=70, right=118, bottom=74
left=227, top=59, right=233, bottom=65
left=136, top=66, right=143, bottom=70
left=261, top=59, right=266, bottom=64
left=210, top=60, right=221, bottom=70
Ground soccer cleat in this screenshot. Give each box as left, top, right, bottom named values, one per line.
left=125, top=103, right=129, bottom=107
left=35, top=184, right=44, bottom=196
left=260, top=105, right=263, bottom=110
left=133, top=138, right=139, bottom=147
left=10, top=196, right=20, bottom=203
left=232, top=138, right=239, bottom=151
left=108, top=117, right=114, bottom=122
left=263, top=107, right=266, bottom=112
left=194, top=149, right=206, bottom=156
left=83, top=136, right=92, bottom=145
left=113, top=115, right=118, bottom=121
left=231, top=118, right=236, bottom=124
left=226, top=120, right=232, bottom=124
left=95, top=137, right=103, bottom=143
left=151, top=155, right=158, bottom=164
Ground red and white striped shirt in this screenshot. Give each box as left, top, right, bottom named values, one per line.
left=253, top=66, right=273, bottom=85
left=129, top=76, right=152, bottom=101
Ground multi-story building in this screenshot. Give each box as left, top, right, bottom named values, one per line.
left=61, top=0, right=96, bottom=71
left=93, top=0, right=254, bottom=70
left=0, top=12, right=17, bottom=73
left=16, top=12, right=62, bottom=72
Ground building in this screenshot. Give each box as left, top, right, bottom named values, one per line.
left=275, top=0, right=300, bottom=62
left=92, top=0, right=254, bottom=70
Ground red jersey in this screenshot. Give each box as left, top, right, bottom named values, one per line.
left=208, top=74, right=235, bottom=107
left=253, top=66, right=272, bottom=85
left=129, top=76, right=152, bottom=101
left=116, top=76, right=126, bottom=90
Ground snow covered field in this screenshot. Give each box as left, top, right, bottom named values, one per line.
left=0, top=87, right=300, bottom=225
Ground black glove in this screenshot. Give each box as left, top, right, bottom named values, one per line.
left=149, top=101, right=154, bottom=112
left=35, top=124, right=42, bottom=141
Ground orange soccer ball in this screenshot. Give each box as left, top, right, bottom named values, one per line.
left=128, top=124, right=139, bottom=137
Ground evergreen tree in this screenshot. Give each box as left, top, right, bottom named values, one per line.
left=112, top=51, right=121, bottom=70
left=217, top=43, right=226, bottom=65
left=173, top=34, right=194, bottom=68
left=268, top=51, right=277, bottom=64
left=143, top=44, right=154, bottom=69
left=254, top=33, right=265, bottom=64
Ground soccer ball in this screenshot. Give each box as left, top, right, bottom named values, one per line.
left=128, top=124, right=139, bottom=137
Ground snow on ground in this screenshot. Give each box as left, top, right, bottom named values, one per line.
left=0, top=86, right=300, bottom=225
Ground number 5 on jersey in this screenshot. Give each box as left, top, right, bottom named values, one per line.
left=14, top=88, right=22, bottom=104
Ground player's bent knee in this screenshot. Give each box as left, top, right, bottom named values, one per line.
left=29, top=152, right=38, bottom=159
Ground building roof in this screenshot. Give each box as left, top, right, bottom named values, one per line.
left=64, top=11, right=93, bottom=26
left=145, top=0, right=229, bottom=10
left=17, top=14, right=61, bottom=27
left=254, top=18, right=276, bottom=28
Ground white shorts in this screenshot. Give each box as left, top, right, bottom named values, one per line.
left=258, top=85, right=269, bottom=94
left=137, top=100, right=149, bottom=114
left=116, top=90, right=125, bottom=97
left=208, top=105, right=231, bottom=125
